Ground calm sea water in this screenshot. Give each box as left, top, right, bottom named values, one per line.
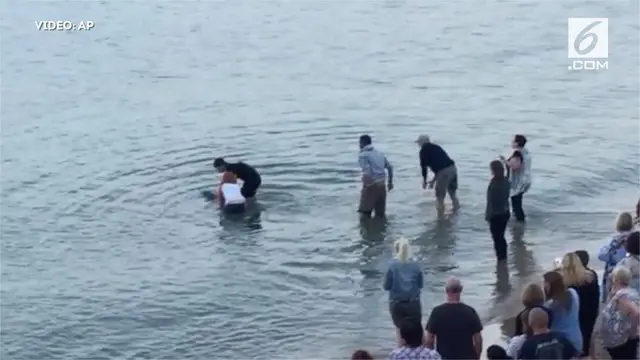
left=1, top=1, right=638, bottom=359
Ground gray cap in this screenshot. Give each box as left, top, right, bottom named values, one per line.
left=415, top=134, right=430, bottom=145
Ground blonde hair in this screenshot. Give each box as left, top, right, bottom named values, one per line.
left=394, top=237, right=411, bottom=262
left=611, top=266, right=632, bottom=287
left=616, top=212, right=634, bottom=232
left=521, top=283, right=545, bottom=308
left=558, top=252, right=594, bottom=287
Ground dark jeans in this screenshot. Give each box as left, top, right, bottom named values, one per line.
left=389, top=299, right=422, bottom=328
left=489, top=213, right=510, bottom=260
left=606, top=337, right=639, bottom=360
left=224, top=203, right=245, bottom=214
left=511, top=193, right=525, bottom=222
left=241, top=179, right=261, bottom=198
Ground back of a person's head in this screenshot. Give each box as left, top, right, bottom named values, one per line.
left=528, top=307, right=549, bottom=330
left=625, top=231, right=640, bottom=256
left=514, top=134, right=527, bottom=148
left=611, top=266, right=632, bottom=288
left=521, top=283, right=545, bottom=308
left=560, top=252, right=593, bottom=286
left=574, top=250, right=590, bottom=267
left=351, top=349, right=374, bottom=360
left=486, top=345, right=510, bottom=360
left=359, top=134, right=372, bottom=146
left=213, top=157, right=226, bottom=168
left=399, top=319, right=424, bottom=348
left=615, top=212, right=634, bottom=232
left=445, top=276, right=463, bottom=294
left=490, top=160, right=505, bottom=179
left=394, top=237, right=411, bottom=262
left=221, top=171, right=237, bottom=184
left=543, top=271, right=568, bottom=303
left=519, top=308, right=532, bottom=336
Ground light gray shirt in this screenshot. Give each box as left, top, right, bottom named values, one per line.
left=358, top=145, right=392, bottom=184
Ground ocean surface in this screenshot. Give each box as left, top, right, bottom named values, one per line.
left=1, top=1, right=638, bottom=359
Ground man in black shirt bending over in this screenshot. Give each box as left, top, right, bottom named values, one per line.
left=213, top=157, right=262, bottom=199
left=415, top=135, right=460, bottom=218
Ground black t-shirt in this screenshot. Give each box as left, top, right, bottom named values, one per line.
left=518, top=331, right=577, bottom=359
left=514, top=306, right=553, bottom=336
left=225, top=162, right=261, bottom=185
left=426, top=302, right=483, bottom=359
left=419, top=143, right=454, bottom=178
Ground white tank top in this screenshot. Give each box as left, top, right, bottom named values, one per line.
left=221, top=183, right=245, bottom=205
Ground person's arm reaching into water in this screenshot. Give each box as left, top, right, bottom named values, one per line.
left=420, top=146, right=429, bottom=188
left=385, top=157, right=394, bottom=191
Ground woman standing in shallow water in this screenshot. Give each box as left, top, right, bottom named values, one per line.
left=501, top=134, right=532, bottom=223
left=485, top=160, right=511, bottom=261
left=383, top=238, right=423, bottom=345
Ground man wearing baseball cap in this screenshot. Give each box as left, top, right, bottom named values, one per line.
left=415, top=135, right=459, bottom=218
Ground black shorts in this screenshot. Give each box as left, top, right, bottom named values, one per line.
left=389, top=299, right=422, bottom=328
left=224, top=203, right=245, bottom=214
left=241, top=179, right=261, bottom=198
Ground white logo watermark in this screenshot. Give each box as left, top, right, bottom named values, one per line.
left=567, top=18, right=608, bottom=71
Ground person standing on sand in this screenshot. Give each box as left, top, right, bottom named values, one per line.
left=357, top=135, right=393, bottom=219
left=424, top=277, right=483, bottom=359
left=517, top=308, right=578, bottom=359
left=415, top=135, right=460, bottom=219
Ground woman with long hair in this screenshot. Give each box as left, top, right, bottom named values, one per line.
left=506, top=308, right=531, bottom=358
left=543, top=271, right=582, bottom=354
left=383, top=238, right=424, bottom=345
left=598, top=266, right=640, bottom=359
left=598, top=212, right=635, bottom=301
left=557, top=252, right=599, bottom=356
left=485, top=160, right=511, bottom=261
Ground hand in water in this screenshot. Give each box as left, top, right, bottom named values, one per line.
left=388, top=183, right=394, bottom=192
left=422, top=180, right=427, bottom=190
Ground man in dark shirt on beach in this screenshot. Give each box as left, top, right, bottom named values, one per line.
left=518, top=308, right=577, bottom=359
left=425, top=277, right=483, bottom=359
left=213, top=157, right=262, bottom=198
left=415, top=135, right=460, bottom=218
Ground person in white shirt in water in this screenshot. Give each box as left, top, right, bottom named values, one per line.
left=216, top=171, right=246, bottom=214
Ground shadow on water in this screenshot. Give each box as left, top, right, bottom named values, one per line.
left=358, top=216, right=388, bottom=244
left=484, top=223, right=539, bottom=333
left=509, top=223, right=537, bottom=278
left=416, top=214, right=459, bottom=273
left=358, top=217, right=389, bottom=286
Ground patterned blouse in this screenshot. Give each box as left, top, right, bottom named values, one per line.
left=390, top=346, right=442, bottom=360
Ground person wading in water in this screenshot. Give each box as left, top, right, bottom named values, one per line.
left=357, top=134, right=393, bottom=219
left=501, top=134, right=531, bottom=223
left=415, top=135, right=460, bottom=219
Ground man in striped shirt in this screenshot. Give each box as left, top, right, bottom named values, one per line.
left=358, top=134, right=394, bottom=218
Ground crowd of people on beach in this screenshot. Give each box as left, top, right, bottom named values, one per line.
left=346, top=134, right=639, bottom=359
left=350, top=207, right=640, bottom=360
